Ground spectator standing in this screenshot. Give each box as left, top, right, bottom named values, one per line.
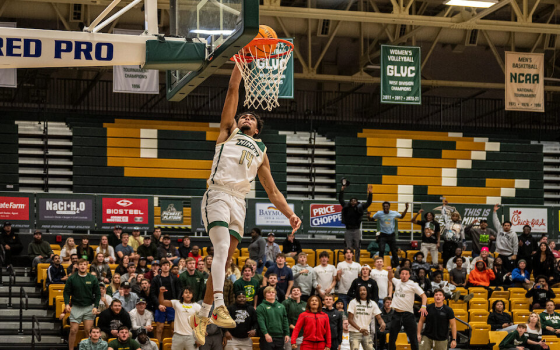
left=63, top=259, right=101, bottom=350
left=498, top=324, right=529, bottom=350
left=283, top=233, right=302, bottom=259
left=179, top=236, right=191, bottom=259
left=97, top=283, right=112, bottom=314
left=158, top=285, right=200, bottom=350
left=113, top=281, right=139, bottom=312
left=97, top=236, right=116, bottom=264
left=179, top=257, right=205, bottom=302
left=347, top=286, right=386, bottom=350
left=77, top=236, right=95, bottom=262
left=411, top=210, right=440, bottom=266
left=339, top=185, right=373, bottom=263
left=265, top=253, right=294, bottom=297
left=157, top=235, right=180, bottom=265
left=336, top=248, right=361, bottom=311
left=441, top=211, right=465, bottom=267
left=150, top=259, right=182, bottom=343
left=107, top=326, right=141, bottom=350
left=488, top=300, right=516, bottom=332
left=265, top=233, right=281, bottom=269
left=347, top=265, right=379, bottom=303
left=0, top=221, right=23, bottom=266
left=47, top=254, right=67, bottom=287
left=373, top=202, right=409, bottom=268
left=416, top=288, right=457, bottom=350
left=388, top=267, right=428, bottom=350
left=465, top=219, right=496, bottom=258
left=526, top=276, right=556, bottom=310
left=129, top=298, right=154, bottom=338
left=314, top=251, right=337, bottom=300
left=78, top=327, right=107, bottom=350
left=109, top=226, right=123, bottom=248
left=257, top=286, right=290, bottom=350
left=234, top=265, right=260, bottom=304
left=224, top=291, right=258, bottom=350
left=533, top=242, right=555, bottom=282
left=249, top=228, right=266, bottom=274
left=256, top=274, right=286, bottom=307
left=378, top=297, right=394, bottom=350
left=282, top=287, right=307, bottom=350
left=518, top=225, right=538, bottom=274
left=291, top=252, right=317, bottom=302
left=61, top=237, right=77, bottom=263
left=137, top=236, right=157, bottom=262
left=90, top=253, right=112, bottom=284
left=291, top=296, right=331, bottom=350
left=322, top=294, right=343, bottom=350
left=493, top=204, right=519, bottom=271
left=116, top=233, right=139, bottom=263
left=28, top=230, right=54, bottom=273
left=129, top=228, right=144, bottom=252
left=470, top=247, right=494, bottom=270
left=371, top=257, right=391, bottom=308
left=541, top=300, right=560, bottom=336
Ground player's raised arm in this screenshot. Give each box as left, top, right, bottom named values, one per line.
left=258, top=155, right=301, bottom=233
left=217, top=67, right=243, bottom=144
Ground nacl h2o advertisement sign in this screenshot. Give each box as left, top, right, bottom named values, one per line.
left=0, top=192, right=33, bottom=228
left=508, top=207, right=547, bottom=233
left=381, top=45, right=421, bottom=105
left=97, top=196, right=154, bottom=231
left=36, top=194, right=95, bottom=229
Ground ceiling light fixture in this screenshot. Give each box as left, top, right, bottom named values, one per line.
left=445, top=0, right=497, bottom=8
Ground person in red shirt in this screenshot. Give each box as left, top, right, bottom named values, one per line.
left=292, top=295, right=331, bottom=350
left=467, top=260, right=496, bottom=291
left=188, top=245, right=202, bottom=264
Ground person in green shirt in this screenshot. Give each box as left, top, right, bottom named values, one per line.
left=257, top=286, right=290, bottom=350
left=179, top=257, right=205, bottom=302
left=541, top=300, right=560, bottom=336
left=282, top=286, right=306, bottom=348
left=499, top=324, right=528, bottom=350
left=63, top=259, right=101, bottom=350
left=107, top=326, right=141, bottom=350
left=28, top=230, right=54, bottom=273
left=234, top=265, right=260, bottom=303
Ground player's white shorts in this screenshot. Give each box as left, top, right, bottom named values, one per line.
left=201, top=188, right=246, bottom=241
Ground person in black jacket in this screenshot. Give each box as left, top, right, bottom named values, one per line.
left=46, top=254, right=67, bottom=287
left=378, top=297, right=394, bottom=350
left=518, top=225, right=538, bottom=275
left=487, top=300, right=516, bottom=332
left=282, top=233, right=302, bottom=259
left=339, top=185, right=373, bottom=263
left=224, top=291, right=258, bottom=350
left=526, top=276, right=556, bottom=310
left=323, top=294, right=343, bottom=350
left=412, top=268, right=432, bottom=298
left=97, top=299, right=132, bottom=340
left=149, top=259, right=182, bottom=343
left=77, top=236, right=95, bottom=263
left=178, top=236, right=191, bottom=259
left=0, top=221, right=23, bottom=262
left=347, top=265, right=379, bottom=302
left=533, top=242, right=556, bottom=282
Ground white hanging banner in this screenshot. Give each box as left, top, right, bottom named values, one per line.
left=0, top=22, right=17, bottom=88
left=505, top=52, right=544, bottom=112
left=113, top=29, right=159, bottom=94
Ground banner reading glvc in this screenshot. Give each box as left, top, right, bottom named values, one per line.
left=381, top=45, right=421, bottom=105
left=252, top=38, right=294, bottom=99
left=505, top=52, right=544, bottom=112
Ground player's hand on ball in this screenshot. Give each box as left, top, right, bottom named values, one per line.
left=290, top=214, right=301, bottom=234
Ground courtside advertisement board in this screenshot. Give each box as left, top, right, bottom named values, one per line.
left=36, top=193, right=95, bottom=229
left=381, top=45, right=421, bottom=105
left=304, top=201, right=345, bottom=235
left=97, top=196, right=154, bottom=231
left=0, top=192, right=33, bottom=228
left=246, top=199, right=302, bottom=234
left=505, top=52, right=544, bottom=112
left=508, top=207, right=547, bottom=233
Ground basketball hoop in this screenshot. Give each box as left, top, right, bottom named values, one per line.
left=232, top=38, right=294, bottom=111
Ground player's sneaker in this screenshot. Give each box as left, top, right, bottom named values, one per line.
left=190, top=314, right=210, bottom=345
left=210, top=305, right=237, bottom=328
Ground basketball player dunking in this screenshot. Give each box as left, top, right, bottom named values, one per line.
left=190, top=66, right=302, bottom=345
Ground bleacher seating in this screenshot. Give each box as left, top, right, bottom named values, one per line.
left=0, top=121, right=19, bottom=191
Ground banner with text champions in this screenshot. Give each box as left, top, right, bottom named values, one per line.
left=36, top=194, right=95, bottom=230
left=0, top=192, right=33, bottom=229
left=381, top=45, right=421, bottom=105
left=505, top=52, right=544, bottom=112
left=303, top=201, right=345, bottom=235
left=97, top=196, right=154, bottom=231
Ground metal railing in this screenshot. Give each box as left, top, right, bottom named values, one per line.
left=19, top=287, right=29, bottom=335
left=6, top=264, right=15, bottom=308
left=455, top=317, right=472, bottom=346
left=31, top=315, right=41, bottom=350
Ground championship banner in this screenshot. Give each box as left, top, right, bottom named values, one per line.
left=113, top=29, right=159, bottom=94
left=246, top=199, right=302, bottom=235
left=96, top=196, right=154, bottom=231
left=0, top=23, right=17, bottom=88
left=251, top=38, right=294, bottom=99
left=508, top=207, right=547, bottom=233
left=0, top=192, right=33, bottom=228
left=505, top=52, right=544, bottom=112
left=159, top=199, right=183, bottom=224
left=380, top=45, right=421, bottom=105
left=36, top=194, right=95, bottom=230
left=303, top=200, right=345, bottom=235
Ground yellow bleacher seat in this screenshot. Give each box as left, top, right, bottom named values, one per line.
left=232, top=249, right=240, bottom=259
left=238, top=256, right=249, bottom=267
left=553, top=298, right=560, bottom=306
left=552, top=288, right=560, bottom=295
left=385, top=332, right=408, bottom=343
left=510, top=298, right=531, bottom=311
left=49, top=284, right=65, bottom=306
left=383, top=256, right=391, bottom=267
left=426, top=297, right=434, bottom=304
left=90, top=245, right=98, bottom=251
left=469, top=310, right=489, bottom=323
left=469, top=287, right=488, bottom=299
left=163, top=344, right=172, bottom=350
left=448, top=300, right=468, bottom=312
left=302, top=249, right=316, bottom=267
left=508, top=288, right=527, bottom=299
left=361, top=258, right=375, bottom=267
left=55, top=296, right=65, bottom=317
left=489, top=331, right=508, bottom=350
left=455, top=287, right=468, bottom=296
left=543, top=336, right=560, bottom=347
left=202, top=247, right=207, bottom=256
left=461, top=251, right=472, bottom=258
left=488, top=298, right=509, bottom=311
left=454, top=309, right=469, bottom=331
left=513, top=311, right=531, bottom=323
left=163, top=338, right=172, bottom=346
left=470, top=322, right=491, bottom=346
left=50, top=244, right=61, bottom=251
left=315, top=250, right=334, bottom=266
left=241, top=248, right=249, bottom=257
left=406, top=250, right=419, bottom=261
left=469, top=298, right=489, bottom=311
left=37, top=263, right=51, bottom=283
left=490, top=291, right=510, bottom=299
left=286, top=257, right=295, bottom=267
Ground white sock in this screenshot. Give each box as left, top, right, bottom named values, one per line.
left=198, top=302, right=212, bottom=318
left=214, top=293, right=225, bottom=309
left=209, top=226, right=230, bottom=294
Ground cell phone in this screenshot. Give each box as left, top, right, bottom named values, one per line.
left=542, top=339, right=546, bottom=343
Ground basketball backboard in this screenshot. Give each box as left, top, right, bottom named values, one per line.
left=166, top=0, right=259, bottom=101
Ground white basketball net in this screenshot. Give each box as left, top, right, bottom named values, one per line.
left=233, top=40, right=293, bottom=112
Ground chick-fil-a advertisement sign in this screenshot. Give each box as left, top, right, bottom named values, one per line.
left=509, top=208, right=547, bottom=233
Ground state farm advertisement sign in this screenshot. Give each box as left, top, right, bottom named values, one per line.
left=0, top=193, right=33, bottom=228
left=509, top=207, right=548, bottom=233
left=310, top=204, right=344, bottom=228
left=97, top=196, right=153, bottom=231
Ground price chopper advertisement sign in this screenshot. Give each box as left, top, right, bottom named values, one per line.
left=303, top=201, right=345, bottom=235
left=251, top=38, right=294, bottom=99
left=97, top=196, right=154, bottom=231
left=381, top=45, right=421, bottom=105
left=160, top=199, right=183, bottom=224
left=0, top=192, right=33, bottom=228
left=36, top=194, right=95, bottom=229
left=505, top=52, right=544, bottom=112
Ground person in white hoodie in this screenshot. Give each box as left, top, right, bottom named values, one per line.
left=291, top=252, right=317, bottom=302
left=493, top=204, right=519, bottom=272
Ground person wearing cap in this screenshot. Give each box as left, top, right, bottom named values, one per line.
left=97, top=282, right=113, bottom=314
left=113, top=281, right=140, bottom=312
left=470, top=247, right=495, bottom=271
left=157, top=235, right=180, bottom=265
left=314, top=251, right=337, bottom=300
left=77, top=236, right=95, bottom=263
left=179, top=257, right=205, bottom=302
left=109, top=225, right=123, bottom=248
left=465, top=218, right=497, bottom=258
left=291, top=252, right=318, bottom=303
left=150, top=258, right=182, bottom=343
left=347, top=264, right=379, bottom=304
left=179, top=236, right=192, bottom=259
left=28, top=230, right=54, bottom=274
left=1, top=221, right=23, bottom=262
left=137, top=236, right=157, bottom=263
left=265, top=233, right=281, bottom=269
left=116, top=233, right=139, bottom=263
left=108, top=326, right=141, bottom=350
left=224, top=291, right=258, bottom=350
left=129, top=228, right=144, bottom=253
left=129, top=298, right=154, bottom=338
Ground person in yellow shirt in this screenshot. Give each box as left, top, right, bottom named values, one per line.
left=129, top=227, right=144, bottom=252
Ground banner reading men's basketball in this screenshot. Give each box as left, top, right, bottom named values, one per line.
left=381, top=45, right=421, bottom=105
left=505, top=52, right=544, bottom=112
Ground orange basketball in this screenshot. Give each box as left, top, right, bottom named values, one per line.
left=246, top=25, right=278, bottom=59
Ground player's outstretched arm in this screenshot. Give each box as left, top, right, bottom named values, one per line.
left=258, top=155, right=301, bottom=233
left=216, top=67, right=243, bottom=144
